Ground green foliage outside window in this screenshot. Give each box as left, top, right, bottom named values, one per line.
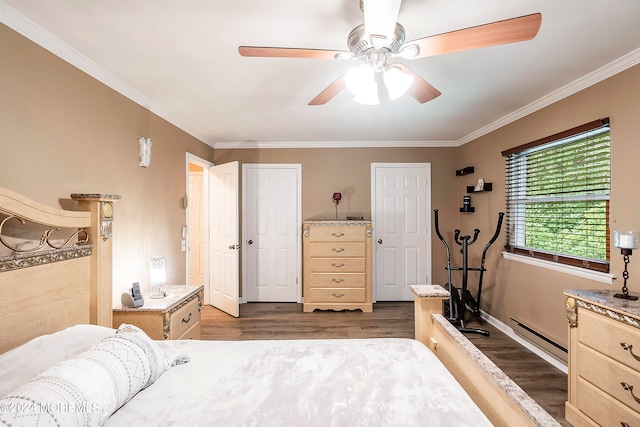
left=507, top=129, right=610, bottom=265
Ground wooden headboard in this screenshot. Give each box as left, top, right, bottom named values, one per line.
left=0, top=186, right=119, bottom=354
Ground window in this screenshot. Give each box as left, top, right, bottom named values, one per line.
left=502, top=118, right=611, bottom=273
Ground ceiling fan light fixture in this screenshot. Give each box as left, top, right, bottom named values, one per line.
left=345, top=63, right=375, bottom=95
left=345, top=63, right=379, bottom=105
left=383, top=66, right=414, bottom=100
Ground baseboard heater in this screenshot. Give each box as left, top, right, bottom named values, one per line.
left=510, top=317, right=567, bottom=363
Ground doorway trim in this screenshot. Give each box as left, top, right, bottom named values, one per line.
left=241, top=163, right=303, bottom=303
left=185, top=153, right=213, bottom=304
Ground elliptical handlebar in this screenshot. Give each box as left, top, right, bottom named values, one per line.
left=480, top=212, right=505, bottom=267
left=468, top=229, right=480, bottom=245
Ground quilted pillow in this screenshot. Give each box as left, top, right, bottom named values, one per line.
left=0, top=324, right=116, bottom=398
left=0, top=324, right=169, bottom=427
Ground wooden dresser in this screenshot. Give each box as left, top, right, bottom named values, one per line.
left=302, top=220, right=372, bottom=312
left=565, top=289, right=640, bottom=426
left=113, top=285, right=203, bottom=340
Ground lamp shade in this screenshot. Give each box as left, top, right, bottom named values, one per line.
left=150, top=256, right=167, bottom=298
left=383, top=66, right=414, bottom=100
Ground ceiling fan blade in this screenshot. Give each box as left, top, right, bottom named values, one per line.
left=308, top=75, right=347, bottom=106
left=404, top=13, right=542, bottom=59
left=394, top=64, right=441, bottom=103
left=239, top=46, right=348, bottom=59
left=364, top=0, right=402, bottom=43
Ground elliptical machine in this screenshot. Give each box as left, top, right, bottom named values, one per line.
left=433, top=209, right=504, bottom=336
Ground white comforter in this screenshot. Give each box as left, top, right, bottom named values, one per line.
left=105, top=338, right=492, bottom=427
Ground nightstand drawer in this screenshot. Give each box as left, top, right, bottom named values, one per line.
left=170, top=296, right=200, bottom=339
left=178, top=321, right=201, bottom=340
left=308, top=273, right=365, bottom=288
left=307, top=258, right=365, bottom=273
left=308, top=242, right=365, bottom=258
left=309, top=227, right=365, bottom=242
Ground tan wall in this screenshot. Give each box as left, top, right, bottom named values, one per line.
left=458, top=63, right=640, bottom=347
left=214, top=147, right=460, bottom=287
left=0, top=24, right=215, bottom=304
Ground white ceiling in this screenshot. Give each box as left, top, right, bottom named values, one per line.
left=1, top=0, right=640, bottom=149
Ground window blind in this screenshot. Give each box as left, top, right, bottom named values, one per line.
left=503, top=118, right=610, bottom=272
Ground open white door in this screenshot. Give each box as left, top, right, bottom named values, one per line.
left=210, top=161, right=239, bottom=317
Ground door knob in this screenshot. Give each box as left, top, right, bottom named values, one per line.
left=378, top=239, right=382, bottom=244
left=229, top=244, right=236, bottom=250
left=248, top=240, right=253, bottom=245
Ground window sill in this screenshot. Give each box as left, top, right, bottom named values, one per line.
left=502, top=252, right=615, bottom=285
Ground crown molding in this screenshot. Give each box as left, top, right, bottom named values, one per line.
left=212, top=140, right=458, bottom=149
left=456, top=47, right=640, bottom=146
left=0, top=2, right=215, bottom=148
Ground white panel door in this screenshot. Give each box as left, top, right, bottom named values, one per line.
left=210, top=161, right=239, bottom=317
left=372, top=163, right=431, bottom=301
left=243, top=165, right=300, bottom=302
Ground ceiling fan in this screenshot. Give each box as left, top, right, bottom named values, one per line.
left=239, top=0, right=541, bottom=106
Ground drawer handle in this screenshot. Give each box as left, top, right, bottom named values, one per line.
left=331, top=292, right=345, bottom=299
left=182, top=312, right=192, bottom=324
left=331, top=263, right=345, bottom=268
left=621, top=383, right=640, bottom=404
left=620, top=343, right=640, bottom=362
left=331, top=232, right=345, bottom=237
left=331, top=247, right=345, bottom=253
left=332, top=278, right=345, bottom=283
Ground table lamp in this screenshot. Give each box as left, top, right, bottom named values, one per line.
left=150, top=256, right=167, bottom=299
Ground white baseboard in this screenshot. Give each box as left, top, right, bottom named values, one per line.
left=479, top=311, right=568, bottom=374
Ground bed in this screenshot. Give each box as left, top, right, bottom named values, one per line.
left=0, top=185, right=560, bottom=427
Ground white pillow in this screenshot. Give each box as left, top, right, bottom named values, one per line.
left=0, top=324, right=169, bottom=427
left=0, top=324, right=116, bottom=397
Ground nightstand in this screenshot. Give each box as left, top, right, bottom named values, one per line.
left=113, top=285, right=203, bottom=340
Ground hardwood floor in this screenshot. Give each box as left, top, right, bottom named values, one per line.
left=201, top=301, right=569, bottom=426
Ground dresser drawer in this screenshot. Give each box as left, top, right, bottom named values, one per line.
left=307, top=288, right=366, bottom=303
left=308, top=242, right=365, bottom=258
left=169, top=296, right=200, bottom=339
left=307, top=258, right=365, bottom=273
left=578, top=342, right=640, bottom=412
left=578, top=308, right=640, bottom=372
left=308, top=273, right=365, bottom=289
left=577, top=376, right=640, bottom=427
left=309, top=227, right=365, bottom=242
